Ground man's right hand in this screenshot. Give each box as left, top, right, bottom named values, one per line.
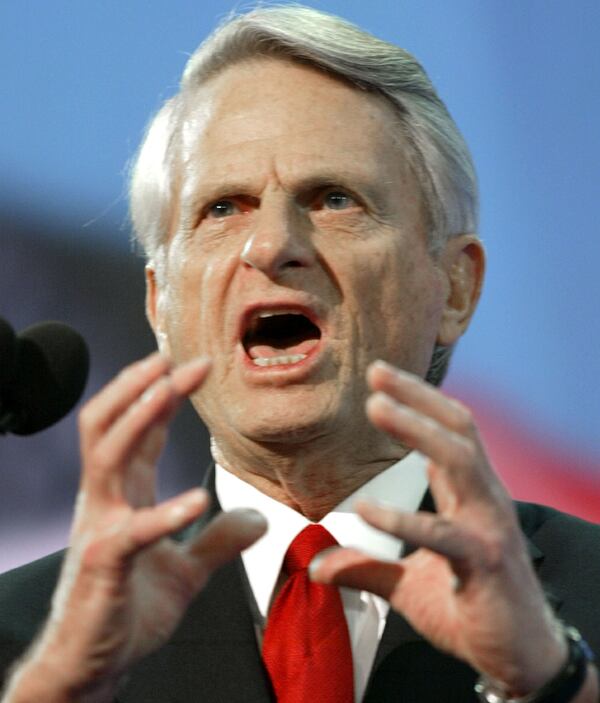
left=2, top=353, right=267, bottom=703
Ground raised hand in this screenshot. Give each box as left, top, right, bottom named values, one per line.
left=4, top=354, right=266, bottom=703
left=311, top=360, right=574, bottom=698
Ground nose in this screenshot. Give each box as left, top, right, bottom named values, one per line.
left=241, top=203, right=316, bottom=279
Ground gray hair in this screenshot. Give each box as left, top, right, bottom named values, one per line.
left=129, top=4, right=479, bottom=385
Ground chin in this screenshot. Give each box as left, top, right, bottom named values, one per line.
left=224, top=392, right=345, bottom=448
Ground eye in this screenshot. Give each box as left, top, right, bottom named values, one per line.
left=319, top=189, right=357, bottom=211
left=207, top=199, right=238, bottom=218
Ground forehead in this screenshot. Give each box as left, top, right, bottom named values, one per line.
left=180, top=58, right=412, bottom=188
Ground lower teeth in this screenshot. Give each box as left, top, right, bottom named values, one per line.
left=252, top=353, right=307, bottom=367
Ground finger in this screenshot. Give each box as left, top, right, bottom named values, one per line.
left=368, top=361, right=474, bottom=438
left=169, top=356, right=212, bottom=396
left=366, top=391, right=482, bottom=497
left=122, top=424, right=169, bottom=508
left=88, top=357, right=212, bottom=497
left=86, top=377, right=178, bottom=497
left=309, top=546, right=404, bottom=601
left=104, top=356, right=211, bottom=466
left=355, top=499, right=483, bottom=566
left=427, top=461, right=458, bottom=515
left=185, top=509, right=267, bottom=578
left=79, top=352, right=171, bottom=453
left=127, top=488, right=211, bottom=551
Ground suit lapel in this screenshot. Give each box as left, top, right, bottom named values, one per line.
left=116, top=561, right=272, bottom=702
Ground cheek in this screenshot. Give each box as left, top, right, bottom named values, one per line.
left=160, top=237, right=238, bottom=360
left=347, top=242, right=416, bottom=313
left=349, top=242, right=445, bottom=361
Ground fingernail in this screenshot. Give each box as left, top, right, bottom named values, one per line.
left=140, top=378, right=168, bottom=403
left=168, top=504, right=188, bottom=526
left=234, top=508, right=268, bottom=528
left=140, top=385, right=157, bottom=404
left=356, top=497, right=396, bottom=512
left=186, top=488, right=208, bottom=506
left=308, top=546, right=338, bottom=576
left=372, top=359, right=394, bottom=372
left=141, top=351, right=169, bottom=370
left=369, top=391, right=396, bottom=410
left=308, top=555, right=323, bottom=576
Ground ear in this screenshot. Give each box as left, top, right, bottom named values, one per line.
left=145, top=263, right=171, bottom=356
left=436, top=235, right=485, bottom=346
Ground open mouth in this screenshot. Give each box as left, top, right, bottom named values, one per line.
left=242, top=311, right=322, bottom=367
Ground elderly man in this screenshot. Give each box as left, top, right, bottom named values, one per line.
left=1, top=6, right=598, bottom=703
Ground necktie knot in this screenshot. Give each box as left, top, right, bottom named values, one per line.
left=284, top=524, right=338, bottom=574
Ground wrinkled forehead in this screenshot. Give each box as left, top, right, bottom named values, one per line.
left=183, top=58, right=402, bottom=157
left=175, top=58, right=414, bottom=203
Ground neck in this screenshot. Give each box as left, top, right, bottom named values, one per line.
left=210, top=432, right=407, bottom=522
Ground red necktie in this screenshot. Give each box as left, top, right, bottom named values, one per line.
left=262, top=524, right=354, bottom=702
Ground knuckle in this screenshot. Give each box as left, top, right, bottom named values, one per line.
left=379, top=510, right=407, bottom=535
left=477, top=530, right=514, bottom=572
left=429, top=517, right=454, bottom=543
left=79, top=533, right=123, bottom=573
left=79, top=538, right=104, bottom=570
left=388, top=514, right=406, bottom=534
left=421, top=415, right=439, bottom=434
left=88, top=446, right=114, bottom=474
left=451, top=401, right=474, bottom=434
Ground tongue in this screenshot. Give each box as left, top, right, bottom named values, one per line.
left=247, top=338, right=318, bottom=359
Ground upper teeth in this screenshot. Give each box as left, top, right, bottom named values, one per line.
left=257, top=310, right=303, bottom=319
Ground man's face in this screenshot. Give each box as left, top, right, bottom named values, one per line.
left=147, top=59, right=451, bottom=454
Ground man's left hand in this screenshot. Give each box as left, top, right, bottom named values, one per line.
left=311, top=360, right=572, bottom=698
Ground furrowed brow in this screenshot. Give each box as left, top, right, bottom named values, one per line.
left=288, top=171, right=382, bottom=205
left=180, top=177, right=258, bottom=229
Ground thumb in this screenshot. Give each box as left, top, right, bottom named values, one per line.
left=186, top=508, right=267, bottom=576
left=310, top=546, right=404, bottom=601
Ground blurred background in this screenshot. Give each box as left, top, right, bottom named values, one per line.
left=1, top=0, right=599, bottom=572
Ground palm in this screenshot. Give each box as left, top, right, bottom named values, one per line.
left=123, top=542, right=200, bottom=657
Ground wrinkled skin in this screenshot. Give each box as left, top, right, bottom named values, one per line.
left=3, top=355, right=267, bottom=702
left=311, top=361, right=578, bottom=696
left=3, top=58, right=597, bottom=702
left=146, top=58, right=481, bottom=517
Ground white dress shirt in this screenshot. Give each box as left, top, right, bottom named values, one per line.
left=216, top=452, right=428, bottom=702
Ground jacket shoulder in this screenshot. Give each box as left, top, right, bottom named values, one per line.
left=516, top=501, right=600, bottom=557
left=517, top=501, right=600, bottom=651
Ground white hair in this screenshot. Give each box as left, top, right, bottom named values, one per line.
left=129, top=4, right=479, bottom=384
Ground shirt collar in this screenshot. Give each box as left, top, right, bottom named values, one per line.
left=215, top=452, right=428, bottom=618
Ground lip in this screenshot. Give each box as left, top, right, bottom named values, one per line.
left=236, top=299, right=327, bottom=382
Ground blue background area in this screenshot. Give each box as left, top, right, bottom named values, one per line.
left=1, top=1, right=599, bottom=461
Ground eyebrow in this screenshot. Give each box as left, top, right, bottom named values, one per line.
left=184, top=168, right=383, bottom=210
left=287, top=172, right=379, bottom=198
left=182, top=174, right=256, bottom=210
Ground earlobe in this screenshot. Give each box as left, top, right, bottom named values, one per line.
left=436, top=235, right=485, bottom=346
left=145, top=264, right=171, bottom=355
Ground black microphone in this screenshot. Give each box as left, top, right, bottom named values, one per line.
left=0, top=317, right=90, bottom=435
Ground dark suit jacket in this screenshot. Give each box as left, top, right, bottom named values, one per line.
left=1, top=490, right=599, bottom=702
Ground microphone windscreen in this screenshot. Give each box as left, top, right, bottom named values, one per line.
left=0, top=317, right=17, bottom=395
left=12, top=321, right=90, bottom=435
